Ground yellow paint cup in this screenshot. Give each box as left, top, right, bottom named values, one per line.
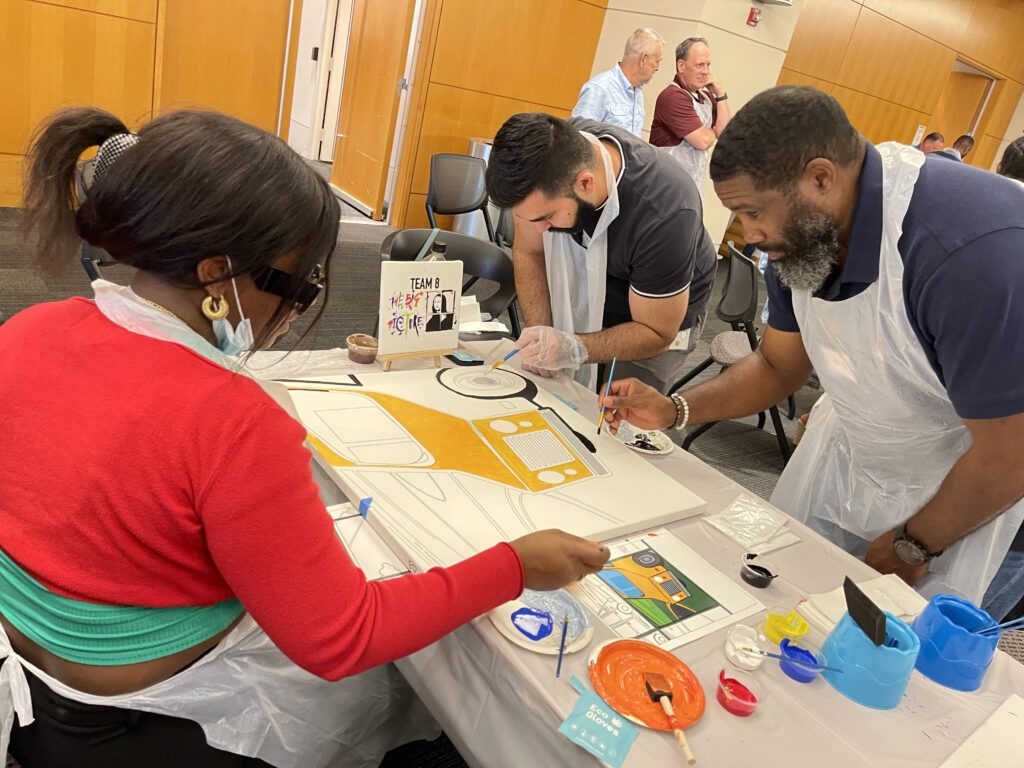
left=764, top=606, right=810, bottom=645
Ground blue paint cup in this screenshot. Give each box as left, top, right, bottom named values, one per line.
left=778, top=638, right=822, bottom=683
left=912, top=595, right=999, bottom=692
left=820, top=611, right=920, bottom=710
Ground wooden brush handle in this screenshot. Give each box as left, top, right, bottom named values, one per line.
left=659, top=696, right=696, bottom=765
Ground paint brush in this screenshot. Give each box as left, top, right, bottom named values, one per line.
left=975, top=616, right=1024, bottom=636
left=490, top=347, right=521, bottom=371
left=555, top=613, right=569, bottom=678
left=643, top=672, right=696, bottom=765
left=596, top=357, right=618, bottom=435
left=739, top=646, right=844, bottom=673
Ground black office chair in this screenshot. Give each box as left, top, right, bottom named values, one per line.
left=74, top=157, right=117, bottom=281
left=380, top=229, right=522, bottom=338
left=425, top=154, right=495, bottom=242
left=668, top=242, right=793, bottom=464
left=495, top=207, right=515, bottom=250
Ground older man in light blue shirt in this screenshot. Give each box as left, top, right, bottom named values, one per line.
left=572, top=28, right=664, bottom=137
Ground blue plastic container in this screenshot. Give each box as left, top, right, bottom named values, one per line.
left=779, top=638, right=821, bottom=683
left=820, top=611, right=920, bottom=710
left=912, top=595, right=999, bottom=692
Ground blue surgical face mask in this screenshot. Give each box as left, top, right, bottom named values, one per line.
left=212, top=257, right=255, bottom=356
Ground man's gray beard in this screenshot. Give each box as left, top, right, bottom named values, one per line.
left=771, top=212, right=841, bottom=293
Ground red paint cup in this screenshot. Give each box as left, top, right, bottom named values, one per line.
left=716, top=668, right=765, bottom=717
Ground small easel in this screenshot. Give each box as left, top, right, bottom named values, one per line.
left=380, top=348, right=453, bottom=372
left=378, top=257, right=462, bottom=372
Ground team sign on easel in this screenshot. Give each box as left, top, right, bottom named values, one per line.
left=377, top=259, right=462, bottom=363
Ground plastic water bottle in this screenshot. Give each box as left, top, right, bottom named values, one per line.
left=422, top=240, right=447, bottom=262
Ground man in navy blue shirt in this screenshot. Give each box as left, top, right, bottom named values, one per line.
left=602, top=87, right=1024, bottom=618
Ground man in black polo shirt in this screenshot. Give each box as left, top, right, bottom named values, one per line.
left=485, top=113, right=717, bottom=393
left=602, top=87, right=1024, bottom=618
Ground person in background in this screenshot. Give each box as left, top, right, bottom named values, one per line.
left=571, top=28, right=665, bottom=137
left=0, top=107, right=608, bottom=767
left=997, top=137, right=1024, bottom=183
left=917, top=131, right=945, bottom=154
left=603, top=87, right=1024, bottom=620
left=485, top=112, right=716, bottom=394
left=650, top=37, right=731, bottom=193
left=934, top=134, right=975, bottom=162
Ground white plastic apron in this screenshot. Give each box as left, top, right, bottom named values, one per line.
left=665, top=84, right=713, bottom=194
left=544, top=133, right=619, bottom=390
left=771, top=142, right=1024, bottom=604
left=1, top=282, right=438, bottom=767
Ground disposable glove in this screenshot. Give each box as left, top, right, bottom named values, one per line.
left=515, top=326, right=588, bottom=372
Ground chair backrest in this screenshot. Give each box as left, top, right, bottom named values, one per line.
left=495, top=207, right=515, bottom=249
left=426, top=154, right=489, bottom=216
left=75, top=157, right=115, bottom=282
left=716, top=241, right=760, bottom=328
left=381, top=228, right=518, bottom=330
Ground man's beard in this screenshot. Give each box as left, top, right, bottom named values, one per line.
left=547, top=195, right=598, bottom=234
left=765, top=201, right=841, bottom=293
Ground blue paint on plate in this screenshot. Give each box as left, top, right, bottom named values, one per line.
left=520, top=589, right=591, bottom=640
left=511, top=607, right=555, bottom=641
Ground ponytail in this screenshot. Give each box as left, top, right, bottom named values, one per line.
left=21, top=107, right=128, bottom=272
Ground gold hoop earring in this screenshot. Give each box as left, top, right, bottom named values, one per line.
left=202, top=295, right=230, bottom=321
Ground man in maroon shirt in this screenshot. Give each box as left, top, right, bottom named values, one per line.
left=650, top=37, right=731, bottom=193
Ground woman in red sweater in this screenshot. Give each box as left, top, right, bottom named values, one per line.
left=0, top=107, right=608, bottom=767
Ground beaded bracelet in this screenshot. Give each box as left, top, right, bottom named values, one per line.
left=670, top=392, right=690, bottom=430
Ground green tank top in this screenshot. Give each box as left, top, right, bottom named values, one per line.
left=0, top=548, right=243, bottom=665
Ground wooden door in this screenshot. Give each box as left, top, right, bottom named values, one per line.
left=329, top=0, right=416, bottom=219
left=929, top=70, right=992, bottom=145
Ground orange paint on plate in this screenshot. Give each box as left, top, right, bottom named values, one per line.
left=588, top=640, right=705, bottom=731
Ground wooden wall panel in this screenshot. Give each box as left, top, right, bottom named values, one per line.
left=410, top=82, right=571, bottom=195
left=33, top=0, right=157, bottom=23
left=157, top=0, right=290, bottom=132
left=0, top=0, right=155, bottom=156
left=837, top=7, right=956, bottom=113
left=0, top=154, right=24, bottom=208
left=781, top=0, right=861, bottom=83
left=832, top=86, right=928, bottom=144
left=393, top=0, right=606, bottom=228
left=862, top=0, right=970, bottom=52
left=775, top=68, right=835, bottom=94
left=961, top=0, right=1024, bottom=81
left=429, top=0, right=604, bottom=111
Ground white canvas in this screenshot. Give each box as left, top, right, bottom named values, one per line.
left=571, top=528, right=764, bottom=652
left=377, top=260, right=462, bottom=357
left=940, top=694, right=1024, bottom=767
left=286, top=368, right=706, bottom=571
left=327, top=502, right=408, bottom=581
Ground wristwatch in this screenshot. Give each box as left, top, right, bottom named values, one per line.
left=892, top=520, right=943, bottom=565
left=715, top=92, right=728, bottom=101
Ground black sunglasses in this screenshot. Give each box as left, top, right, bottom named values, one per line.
left=252, top=265, right=324, bottom=314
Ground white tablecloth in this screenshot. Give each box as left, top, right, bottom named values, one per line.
left=251, top=344, right=1024, bottom=768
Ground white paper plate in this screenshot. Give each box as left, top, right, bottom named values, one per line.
left=489, top=588, right=593, bottom=655
left=616, top=421, right=674, bottom=455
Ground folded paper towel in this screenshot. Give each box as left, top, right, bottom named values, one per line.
left=797, top=574, right=929, bottom=635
